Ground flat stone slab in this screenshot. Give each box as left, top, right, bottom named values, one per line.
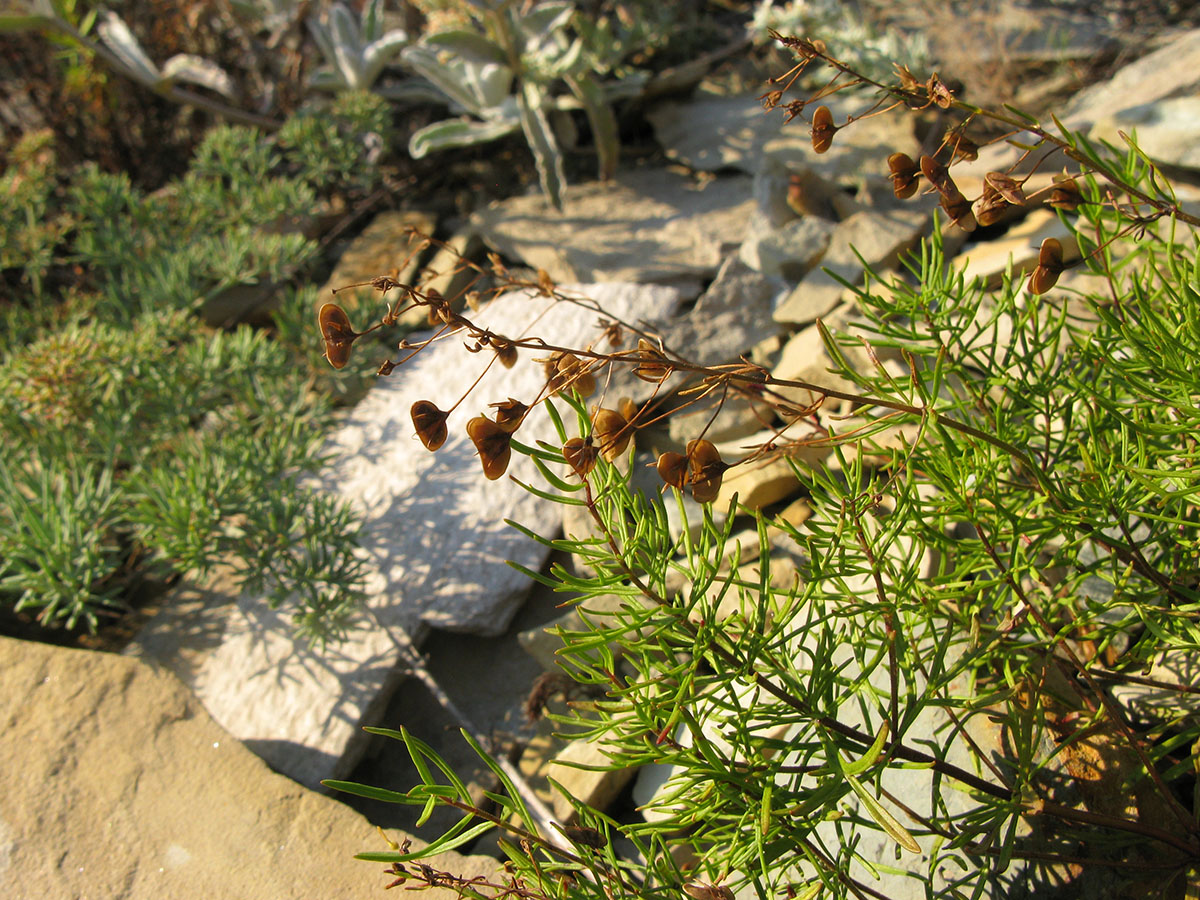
left=131, top=283, right=685, bottom=788
left=3, top=636, right=497, bottom=900
left=471, top=169, right=754, bottom=283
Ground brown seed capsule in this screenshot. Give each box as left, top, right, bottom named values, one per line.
left=466, top=415, right=512, bottom=480
left=591, top=407, right=632, bottom=462
left=687, top=439, right=729, bottom=505
left=1048, top=175, right=1081, bottom=211
left=377, top=359, right=397, bottom=376
left=1028, top=237, right=1064, bottom=295
left=919, top=155, right=953, bottom=198
left=547, top=353, right=597, bottom=397
left=810, top=105, right=836, bottom=154
left=887, top=152, right=920, bottom=199
left=927, top=73, right=954, bottom=108
left=946, top=130, right=979, bottom=162
left=985, top=172, right=1027, bottom=206
left=618, top=396, right=638, bottom=425
left=656, top=451, right=688, bottom=490
left=559, top=825, right=606, bottom=850
left=490, top=398, right=528, bottom=433
left=562, top=436, right=598, bottom=477
left=973, top=187, right=1009, bottom=228
left=940, top=191, right=977, bottom=233
left=893, top=63, right=922, bottom=93
left=319, top=303, right=361, bottom=370
left=537, top=268, right=555, bottom=296
left=634, top=339, right=671, bottom=383
left=411, top=400, right=449, bottom=451
left=492, top=336, right=518, bottom=369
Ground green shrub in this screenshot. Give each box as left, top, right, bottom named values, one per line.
left=0, top=103, right=381, bottom=643
left=327, top=38, right=1200, bottom=899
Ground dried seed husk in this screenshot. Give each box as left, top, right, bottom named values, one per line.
left=592, top=407, right=632, bottom=461
left=634, top=339, right=671, bottom=383
left=563, top=437, right=598, bottom=477
left=1028, top=237, right=1064, bottom=294
left=919, top=155, right=955, bottom=199
left=618, top=396, right=638, bottom=425
left=810, top=105, right=836, bottom=154
left=947, top=130, right=979, bottom=162
left=887, top=152, right=920, bottom=199
left=319, top=303, right=359, bottom=370
left=687, top=439, right=728, bottom=505
left=378, top=359, right=397, bottom=376
left=985, top=171, right=1026, bottom=206
left=940, top=191, right=977, bottom=232
left=684, top=883, right=735, bottom=900
left=1048, top=176, right=1081, bottom=211
left=894, top=63, right=922, bottom=93
left=466, top=415, right=512, bottom=480
left=549, top=353, right=597, bottom=397
left=927, top=73, right=954, bottom=108
left=490, top=398, right=528, bottom=433
left=411, top=400, right=449, bottom=451
left=492, top=336, right=518, bottom=369
left=973, top=189, right=1009, bottom=228
left=656, top=451, right=688, bottom=489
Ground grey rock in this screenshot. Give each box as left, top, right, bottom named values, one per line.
left=1090, top=96, right=1200, bottom=171
left=773, top=208, right=930, bottom=326
left=132, top=283, right=686, bottom=789
left=471, top=169, right=755, bottom=284
left=659, top=253, right=787, bottom=369
left=739, top=215, right=836, bottom=281
left=1, top=636, right=497, bottom=900
left=1062, top=28, right=1200, bottom=131
left=647, top=90, right=785, bottom=175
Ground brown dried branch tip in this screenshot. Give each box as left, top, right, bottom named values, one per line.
left=1028, top=237, right=1064, bottom=295
left=318, top=303, right=362, bottom=369
left=466, top=415, right=512, bottom=480
left=411, top=400, right=449, bottom=451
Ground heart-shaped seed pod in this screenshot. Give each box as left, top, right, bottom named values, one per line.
left=562, top=437, right=598, bottom=477
left=318, top=303, right=360, bottom=370
left=656, top=451, right=688, bottom=489
left=1048, top=176, right=1081, bottom=211
left=1028, top=237, right=1065, bottom=295
left=490, top=398, right=528, bottom=433
left=548, top=353, right=597, bottom=397
left=985, top=172, right=1026, bottom=206
left=946, top=130, right=979, bottom=162
left=633, top=339, right=671, bottom=383
left=810, top=105, right=836, bottom=154
left=466, top=415, right=512, bottom=480
left=887, top=152, right=920, bottom=199
left=686, top=439, right=729, bottom=504
left=940, top=191, right=977, bottom=233
left=491, top=336, right=518, bottom=369
left=591, top=407, right=632, bottom=462
left=411, top=400, right=449, bottom=451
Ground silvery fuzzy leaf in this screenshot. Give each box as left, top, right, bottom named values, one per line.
left=361, top=29, right=409, bottom=88
left=538, top=34, right=583, bottom=80
left=514, top=1, right=575, bottom=58
left=0, top=0, right=62, bottom=29
left=408, top=117, right=520, bottom=158
left=329, top=3, right=364, bottom=88
left=307, top=68, right=345, bottom=92
left=517, top=80, right=566, bottom=210
left=160, top=54, right=237, bottom=99
left=403, top=39, right=512, bottom=117
left=565, top=72, right=617, bottom=180
left=96, top=11, right=160, bottom=84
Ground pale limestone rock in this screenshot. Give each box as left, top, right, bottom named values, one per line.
left=647, top=90, right=786, bottom=175
left=772, top=303, right=874, bottom=409
left=548, top=740, right=638, bottom=823
left=1091, top=96, right=1200, bottom=171
left=773, top=208, right=930, bottom=325
left=132, top=283, right=685, bottom=789
left=739, top=215, right=836, bottom=280
left=1062, top=29, right=1200, bottom=132
left=318, top=209, right=437, bottom=308
left=0, top=637, right=497, bottom=900
left=470, top=169, right=754, bottom=284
